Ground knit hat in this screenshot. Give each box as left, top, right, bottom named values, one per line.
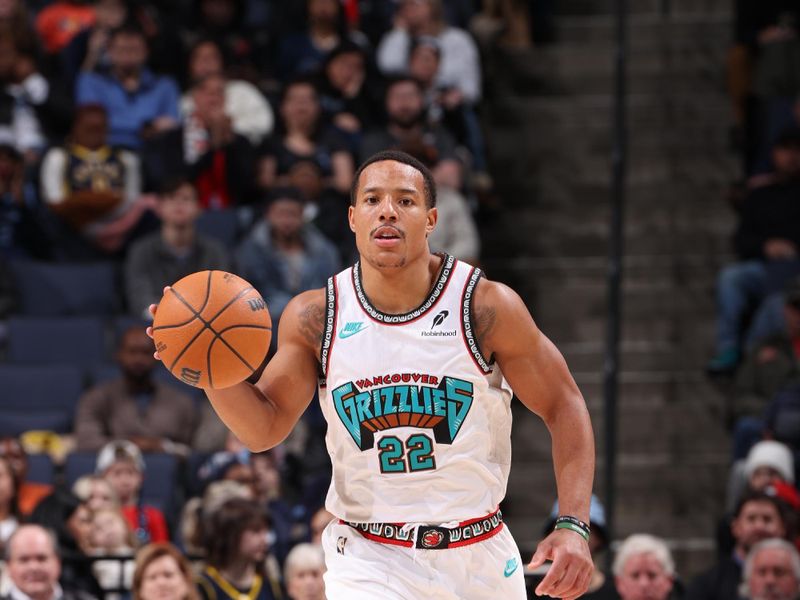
left=96, top=440, right=145, bottom=474
left=744, top=440, right=794, bottom=484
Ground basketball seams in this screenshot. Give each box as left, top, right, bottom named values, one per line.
left=163, top=277, right=267, bottom=385
left=152, top=270, right=215, bottom=331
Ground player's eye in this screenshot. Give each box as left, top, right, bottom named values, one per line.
left=399, top=198, right=413, bottom=206
left=365, top=196, right=378, bottom=204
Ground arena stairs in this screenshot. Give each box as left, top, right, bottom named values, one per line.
left=478, top=0, right=738, bottom=577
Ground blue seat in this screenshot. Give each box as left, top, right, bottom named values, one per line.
left=26, top=453, right=55, bottom=485
left=0, top=365, right=84, bottom=435
left=10, top=260, right=119, bottom=316
left=7, top=317, right=108, bottom=365
left=65, top=451, right=180, bottom=513
left=196, top=209, right=239, bottom=248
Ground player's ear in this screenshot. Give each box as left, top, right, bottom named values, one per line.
left=425, top=206, right=437, bottom=236
left=348, top=205, right=356, bottom=232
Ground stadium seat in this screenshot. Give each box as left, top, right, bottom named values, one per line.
left=196, top=209, right=239, bottom=248
left=65, top=451, right=180, bottom=513
left=10, top=260, right=119, bottom=316
left=0, top=364, right=83, bottom=435
left=25, top=453, right=55, bottom=485
left=7, top=317, right=108, bottom=365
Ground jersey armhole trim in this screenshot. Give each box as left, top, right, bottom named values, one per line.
left=461, top=267, right=493, bottom=374
left=320, top=275, right=338, bottom=381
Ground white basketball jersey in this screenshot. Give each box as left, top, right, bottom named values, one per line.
left=318, top=254, right=514, bottom=524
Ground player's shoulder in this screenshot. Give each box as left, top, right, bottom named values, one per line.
left=473, top=275, right=526, bottom=313
left=280, top=288, right=328, bottom=352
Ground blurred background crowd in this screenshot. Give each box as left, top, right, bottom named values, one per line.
left=3, top=0, right=800, bottom=599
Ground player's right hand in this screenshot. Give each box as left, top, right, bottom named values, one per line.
left=145, top=286, right=170, bottom=360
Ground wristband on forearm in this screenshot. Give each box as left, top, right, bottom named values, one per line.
left=554, top=516, right=591, bottom=542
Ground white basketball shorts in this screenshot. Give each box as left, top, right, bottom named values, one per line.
left=321, top=520, right=526, bottom=600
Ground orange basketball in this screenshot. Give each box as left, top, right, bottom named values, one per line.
left=152, top=271, right=272, bottom=389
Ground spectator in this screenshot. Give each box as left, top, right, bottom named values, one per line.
left=40, top=104, right=150, bottom=257
left=251, top=450, right=296, bottom=563
left=707, top=132, right=800, bottom=374
left=1, top=524, right=97, bottom=600
left=0, top=436, right=53, bottom=516
left=0, top=33, right=49, bottom=160
left=196, top=498, right=282, bottom=600
left=308, top=506, right=333, bottom=546
left=740, top=538, right=800, bottom=600
left=180, top=0, right=271, bottom=85
left=0, top=455, right=19, bottom=557
left=687, top=490, right=788, bottom=600
left=132, top=543, right=199, bottom=600
left=76, top=22, right=180, bottom=150
left=235, top=187, right=340, bottom=322
left=88, top=507, right=136, bottom=598
left=28, top=490, right=102, bottom=599
left=377, top=0, right=481, bottom=104
left=73, top=474, right=120, bottom=513
left=74, top=326, right=197, bottom=454
left=284, top=544, right=325, bottom=600
left=0, top=0, right=38, bottom=57
left=142, top=74, right=256, bottom=207
left=0, top=143, right=51, bottom=259
left=277, top=0, right=368, bottom=81
left=258, top=78, right=354, bottom=196
left=285, top=157, right=355, bottom=264
left=181, top=39, right=274, bottom=145
left=612, top=534, right=675, bottom=600
left=317, top=41, right=381, bottom=143
left=95, top=440, right=170, bottom=545
left=407, top=35, right=489, bottom=174
left=179, top=480, right=252, bottom=557
left=360, top=76, right=462, bottom=190
left=60, top=0, right=130, bottom=88
left=35, top=0, right=95, bottom=55
left=124, top=177, right=230, bottom=319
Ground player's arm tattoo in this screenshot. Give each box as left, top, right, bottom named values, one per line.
left=298, top=301, right=326, bottom=351
left=473, top=305, right=497, bottom=353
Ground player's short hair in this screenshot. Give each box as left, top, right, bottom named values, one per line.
left=350, top=150, right=437, bottom=208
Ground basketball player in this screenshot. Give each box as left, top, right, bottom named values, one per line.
left=149, top=150, right=595, bottom=599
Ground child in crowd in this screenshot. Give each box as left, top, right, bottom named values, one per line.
left=73, top=474, right=120, bottom=513
left=90, top=507, right=136, bottom=598
left=96, top=440, right=169, bottom=544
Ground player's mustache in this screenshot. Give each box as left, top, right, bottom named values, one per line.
left=370, top=225, right=405, bottom=238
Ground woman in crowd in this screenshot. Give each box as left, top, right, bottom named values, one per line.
left=284, top=543, right=325, bottom=600
left=133, top=543, right=199, bottom=600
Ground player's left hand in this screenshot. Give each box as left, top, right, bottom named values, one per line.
left=528, top=529, right=593, bottom=599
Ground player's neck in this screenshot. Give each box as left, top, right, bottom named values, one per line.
left=359, top=251, right=441, bottom=315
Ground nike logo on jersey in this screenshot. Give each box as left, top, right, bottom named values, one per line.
left=504, top=558, right=518, bottom=578
left=339, top=321, right=369, bottom=339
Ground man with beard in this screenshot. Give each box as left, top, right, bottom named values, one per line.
left=73, top=326, right=196, bottom=454
left=687, top=490, right=788, bottom=600
left=741, top=538, right=800, bottom=600
left=360, top=76, right=462, bottom=191
left=76, top=22, right=179, bottom=150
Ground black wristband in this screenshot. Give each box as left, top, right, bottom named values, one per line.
left=555, top=515, right=591, bottom=535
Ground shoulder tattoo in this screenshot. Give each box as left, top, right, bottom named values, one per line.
left=298, top=301, right=326, bottom=350
left=473, top=304, right=497, bottom=352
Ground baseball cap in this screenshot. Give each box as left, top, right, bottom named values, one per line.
left=95, top=440, right=145, bottom=474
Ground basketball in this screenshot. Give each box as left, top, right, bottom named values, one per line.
left=152, top=270, right=272, bottom=389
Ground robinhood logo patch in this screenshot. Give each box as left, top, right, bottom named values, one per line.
left=331, top=374, right=474, bottom=450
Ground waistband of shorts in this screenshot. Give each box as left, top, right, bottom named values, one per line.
left=340, top=508, right=504, bottom=550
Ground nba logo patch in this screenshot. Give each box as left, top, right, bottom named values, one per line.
left=337, top=536, right=347, bottom=554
